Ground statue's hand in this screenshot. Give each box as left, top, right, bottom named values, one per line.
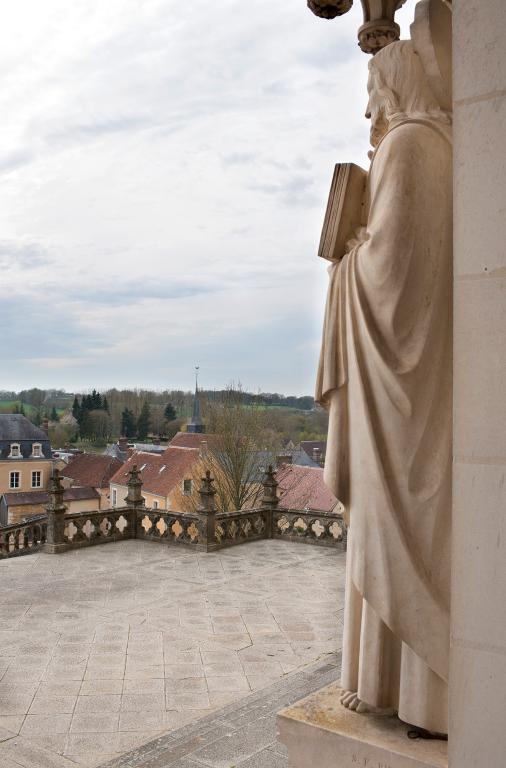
left=344, top=226, right=368, bottom=253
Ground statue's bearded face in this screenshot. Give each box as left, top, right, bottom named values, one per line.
left=366, top=70, right=389, bottom=148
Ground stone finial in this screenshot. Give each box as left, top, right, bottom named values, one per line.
left=198, top=470, right=217, bottom=514
left=262, top=465, right=279, bottom=509
left=308, top=0, right=405, bottom=54
left=44, top=469, right=68, bottom=553
left=48, top=468, right=65, bottom=511
left=126, top=464, right=144, bottom=507
left=307, top=0, right=353, bottom=19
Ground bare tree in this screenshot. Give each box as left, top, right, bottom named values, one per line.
left=204, top=386, right=281, bottom=512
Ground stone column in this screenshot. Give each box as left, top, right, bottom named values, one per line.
left=451, top=3, right=506, bottom=766
left=261, top=465, right=279, bottom=538
left=196, top=470, right=218, bottom=552
left=125, top=465, right=144, bottom=537
left=44, top=469, right=68, bottom=554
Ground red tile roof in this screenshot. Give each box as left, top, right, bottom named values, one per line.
left=62, top=454, right=123, bottom=489
left=169, top=432, right=214, bottom=450
left=109, top=447, right=200, bottom=498
left=276, top=464, right=338, bottom=513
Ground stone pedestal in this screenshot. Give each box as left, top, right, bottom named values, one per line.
left=277, top=682, right=447, bottom=768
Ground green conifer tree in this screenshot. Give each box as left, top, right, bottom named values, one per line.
left=121, top=408, right=136, bottom=438
left=136, top=402, right=151, bottom=440
left=164, top=403, right=176, bottom=422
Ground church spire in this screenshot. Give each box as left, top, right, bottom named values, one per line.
left=187, top=366, right=205, bottom=434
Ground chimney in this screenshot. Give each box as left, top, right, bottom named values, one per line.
left=199, top=440, right=208, bottom=458
left=42, top=418, right=49, bottom=435
left=118, top=436, right=128, bottom=452
left=153, top=436, right=160, bottom=446
left=276, top=453, right=293, bottom=468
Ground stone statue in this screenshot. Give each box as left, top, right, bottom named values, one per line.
left=316, top=40, right=452, bottom=734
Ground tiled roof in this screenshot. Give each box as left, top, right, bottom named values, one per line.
left=0, top=414, right=49, bottom=442
left=288, top=450, right=321, bottom=468
left=300, top=440, right=327, bottom=459
left=169, top=432, right=213, bottom=450
left=109, top=447, right=200, bottom=497
left=2, top=487, right=100, bottom=507
left=276, top=464, right=338, bottom=513
left=62, top=454, right=123, bottom=488
left=105, top=444, right=129, bottom=462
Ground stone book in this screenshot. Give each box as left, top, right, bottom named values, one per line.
left=318, top=162, right=367, bottom=262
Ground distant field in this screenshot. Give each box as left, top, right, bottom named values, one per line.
left=0, top=401, right=65, bottom=418
left=238, top=404, right=313, bottom=413
left=260, top=405, right=313, bottom=412
left=0, top=400, right=36, bottom=416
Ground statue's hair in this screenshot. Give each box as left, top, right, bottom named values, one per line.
left=368, top=40, right=450, bottom=126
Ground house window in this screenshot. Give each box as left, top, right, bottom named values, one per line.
left=112, top=489, right=117, bottom=507
left=32, top=443, right=42, bottom=458
left=9, top=444, right=21, bottom=458
left=153, top=500, right=159, bottom=509
left=9, top=472, right=20, bottom=489
left=31, top=471, right=42, bottom=488
left=183, top=479, right=192, bottom=495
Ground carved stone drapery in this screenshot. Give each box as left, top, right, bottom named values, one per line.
left=307, top=0, right=407, bottom=54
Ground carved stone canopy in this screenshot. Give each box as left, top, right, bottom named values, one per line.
left=307, top=0, right=407, bottom=54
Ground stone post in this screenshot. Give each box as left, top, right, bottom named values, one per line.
left=196, top=470, right=218, bottom=552
left=44, top=468, right=68, bottom=553
left=126, top=464, right=144, bottom=538
left=261, top=465, right=279, bottom=538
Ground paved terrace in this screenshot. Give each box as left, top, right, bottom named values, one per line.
left=0, top=539, right=346, bottom=767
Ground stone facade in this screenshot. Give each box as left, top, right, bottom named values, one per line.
left=450, top=2, right=506, bottom=766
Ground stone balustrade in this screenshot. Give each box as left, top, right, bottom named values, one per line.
left=215, top=508, right=269, bottom=547
left=63, top=507, right=136, bottom=548
left=0, top=464, right=347, bottom=557
left=273, top=509, right=346, bottom=548
left=136, top=510, right=201, bottom=547
left=0, top=515, right=47, bottom=558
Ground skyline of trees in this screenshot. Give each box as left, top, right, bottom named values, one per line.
left=0, top=386, right=326, bottom=448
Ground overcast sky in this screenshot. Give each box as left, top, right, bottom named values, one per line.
left=0, top=0, right=414, bottom=396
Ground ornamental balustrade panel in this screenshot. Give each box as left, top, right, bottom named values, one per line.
left=0, top=515, right=48, bottom=558
left=0, top=505, right=347, bottom=557
left=273, top=509, right=347, bottom=549
left=215, top=508, right=269, bottom=548
left=136, top=509, right=201, bottom=548
left=63, top=507, right=135, bottom=548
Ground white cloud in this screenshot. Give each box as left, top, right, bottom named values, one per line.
left=0, top=0, right=416, bottom=394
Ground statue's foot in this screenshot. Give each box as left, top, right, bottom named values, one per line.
left=340, top=690, right=396, bottom=716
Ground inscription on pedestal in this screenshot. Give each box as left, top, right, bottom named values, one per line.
left=351, top=756, right=393, bottom=768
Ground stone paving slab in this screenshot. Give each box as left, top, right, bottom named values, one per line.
left=98, top=653, right=341, bottom=767
left=0, top=540, right=345, bottom=767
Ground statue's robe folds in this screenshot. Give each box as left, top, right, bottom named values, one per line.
left=316, top=119, right=452, bottom=733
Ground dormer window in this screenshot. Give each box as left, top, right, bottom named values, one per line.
left=32, top=443, right=42, bottom=458
left=9, top=443, right=21, bottom=458
left=183, top=479, right=192, bottom=495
